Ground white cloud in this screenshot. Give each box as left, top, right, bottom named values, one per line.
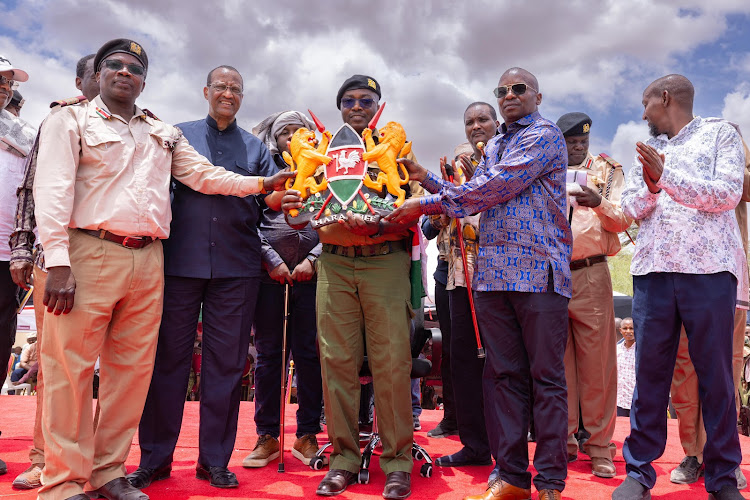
left=609, top=121, right=650, bottom=174
left=722, top=84, right=750, bottom=139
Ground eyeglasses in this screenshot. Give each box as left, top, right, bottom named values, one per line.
left=341, top=97, right=376, bottom=109
left=0, top=75, right=14, bottom=88
left=493, top=83, right=537, bottom=99
left=103, top=59, right=146, bottom=76
left=209, top=83, right=243, bottom=96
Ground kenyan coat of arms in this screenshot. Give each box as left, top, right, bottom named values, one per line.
left=283, top=104, right=413, bottom=228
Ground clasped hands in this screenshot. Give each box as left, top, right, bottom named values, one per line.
left=636, top=141, right=664, bottom=194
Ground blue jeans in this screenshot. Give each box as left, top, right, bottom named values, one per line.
left=623, top=272, right=740, bottom=492
left=254, top=281, right=322, bottom=438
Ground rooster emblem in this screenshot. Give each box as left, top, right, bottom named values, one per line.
left=334, top=150, right=361, bottom=174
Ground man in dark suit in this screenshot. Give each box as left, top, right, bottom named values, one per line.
left=128, top=64, right=276, bottom=489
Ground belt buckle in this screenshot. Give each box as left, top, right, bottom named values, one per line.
left=122, top=236, right=134, bottom=248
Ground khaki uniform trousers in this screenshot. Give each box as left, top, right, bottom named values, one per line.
left=316, top=249, right=413, bottom=475
left=39, top=230, right=164, bottom=500
left=29, top=265, right=46, bottom=466
left=670, top=308, right=747, bottom=462
left=565, top=261, right=617, bottom=458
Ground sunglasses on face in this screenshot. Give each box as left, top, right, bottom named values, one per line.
left=493, top=83, right=537, bottom=99
left=103, top=59, right=146, bottom=76
left=341, top=97, right=376, bottom=109
left=209, top=83, right=243, bottom=96
left=0, top=75, right=14, bottom=88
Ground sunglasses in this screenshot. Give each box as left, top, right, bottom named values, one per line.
left=0, top=75, right=14, bottom=88
left=341, top=97, right=376, bottom=109
left=209, top=83, right=243, bottom=96
left=103, top=59, right=146, bottom=76
left=493, top=83, right=537, bottom=99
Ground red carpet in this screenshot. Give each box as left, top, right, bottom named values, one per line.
left=0, top=396, right=749, bottom=499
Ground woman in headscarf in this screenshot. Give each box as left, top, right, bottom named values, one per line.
left=243, top=111, right=326, bottom=469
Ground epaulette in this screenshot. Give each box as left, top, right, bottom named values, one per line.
left=49, top=95, right=87, bottom=109
left=142, top=108, right=160, bottom=121
left=599, top=153, right=622, bottom=169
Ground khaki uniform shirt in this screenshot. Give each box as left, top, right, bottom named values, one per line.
left=316, top=147, right=424, bottom=246
left=570, top=152, right=631, bottom=261
left=35, top=96, right=264, bottom=268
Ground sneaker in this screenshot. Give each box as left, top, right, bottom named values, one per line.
left=426, top=419, right=458, bottom=438
left=413, top=416, right=421, bottom=431
left=242, top=434, right=280, bottom=468
left=292, top=434, right=326, bottom=466
left=670, top=455, right=704, bottom=484
left=612, top=476, right=651, bottom=500
left=12, top=464, right=43, bottom=489
left=736, top=467, right=747, bottom=490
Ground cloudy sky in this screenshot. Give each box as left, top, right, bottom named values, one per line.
left=2, top=0, right=750, bottom=174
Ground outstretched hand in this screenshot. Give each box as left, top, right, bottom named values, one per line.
left=384, top=198, right=423, bottom=225
left=397, top=158, right=428, bottom=183
left=265, top=170, right=297, bottom=192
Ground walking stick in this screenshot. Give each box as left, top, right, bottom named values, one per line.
left=278, top=283, right=291, bottom=473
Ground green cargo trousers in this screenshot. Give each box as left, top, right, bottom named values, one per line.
left=316, top=249, right=414, bottom=474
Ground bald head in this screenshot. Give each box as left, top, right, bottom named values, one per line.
left=500, top=67, right=539, bottom=92
left=645, top=74, right=694, bottom=112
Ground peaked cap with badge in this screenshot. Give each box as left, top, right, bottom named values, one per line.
left=94, top=38, right=148, bottom=74
left=336, top=74, right=381, bottom=109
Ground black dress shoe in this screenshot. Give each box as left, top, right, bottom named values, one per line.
left=316, top=469, right=357, bottom=496
left=435, top=448, right=492, bottom=467
left=383, top=471, right=411, bottom=499
left=126, top=465, right=171, bottom=489
left=195, top=464, right=238, bottom=488
left=88, top=477, right=148, bottom=500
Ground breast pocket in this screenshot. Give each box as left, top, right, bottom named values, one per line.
left=82, top=129, right=125, bottom=176
left=149, top=131, right=177, bottom=172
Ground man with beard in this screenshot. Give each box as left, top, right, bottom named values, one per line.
left=613, top=74, right=745, bottom=500
left=281, top=74, right=422, bottom=499
left=34, top=39, right=292, bottom=500
left=387, top=67, right=571, bottom=500
left=9, top=53, right=99, bottom=490
left=556, top=112, right=630, bottom=478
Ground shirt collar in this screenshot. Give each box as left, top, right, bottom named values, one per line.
left=206, top=114, right=237, bottom=133
left=500, top=110, right=541, bottom=134
left=91, top=95, right=146, bottom=123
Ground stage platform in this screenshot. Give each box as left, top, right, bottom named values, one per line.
left=0, top=396, right=748, bottom=499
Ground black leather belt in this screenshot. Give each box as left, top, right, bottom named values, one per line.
left=570, top=254, right=607, bottom=271
left=79, top=229, right=156, bottom=249
left=322, top=239, right=407, bottom=258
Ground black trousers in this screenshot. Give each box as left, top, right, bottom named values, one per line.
left=138, top=275, right=259, bottom=468
left=476, top=284, right=569, bottom=492
left=448, top=286, right=489, bottom=457
left=434, top=280, right=456, bottom=426
left=0, top=261, right=18, bottom=373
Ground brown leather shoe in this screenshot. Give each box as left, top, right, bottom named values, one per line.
left=538, top=489, right=562, bottom=500
left=591, top=456, right=616, bottom=478
left=383, top=471, right=411, bottom=499
left=315, top=469, right=357, bottom=496
left=463, top=478, right=531, bottom=500
left=89, top=477, right=149, bottom=500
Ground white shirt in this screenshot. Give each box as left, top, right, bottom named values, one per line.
left=0, top=147, right=27, bottom=261
left=622, top=117, right=746, bottom=283
left=617, top=341, right=636, bottom=409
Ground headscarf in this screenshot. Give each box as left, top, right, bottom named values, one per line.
left=252, top=110, right=315, bottom=155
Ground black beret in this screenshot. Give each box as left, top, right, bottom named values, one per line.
left=557, top=112, right=592, bottom=137
left=9, top=90, right=23, bottom=106
left=336, top=74, right=381, bottom=109
left=94, top=38, right=148, bottom=74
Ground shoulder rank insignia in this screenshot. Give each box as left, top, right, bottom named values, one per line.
left=49, top=95, right=87, bottom=109
left=95, top=107, right=112, bottom=120
left=142, top=108, right=160, bottom=121
left=599, top=153, right=622, bottom=169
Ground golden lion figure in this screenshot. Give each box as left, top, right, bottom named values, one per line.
left=361, top=122, right=412, bottom=207
left=282, top=128, right=332, bottom=216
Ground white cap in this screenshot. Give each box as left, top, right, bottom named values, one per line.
left=0, top=55, right=29, bottom=82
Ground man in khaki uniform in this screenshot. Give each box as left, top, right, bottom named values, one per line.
left=557, top=112, right=631, bottom=478
left=34, top=38, right=292, bottom=500
left=280, top=74, right=421, bottom=499
left=669, top=135, right=750, bottom=488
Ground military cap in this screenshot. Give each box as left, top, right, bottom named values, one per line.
left=336, top=74, right=381, bottom=109
left=9, top=90, right=23, bottom=107
left=94, top=38, right=148, bottom=74
left=557, top=112, right=592, bottom=137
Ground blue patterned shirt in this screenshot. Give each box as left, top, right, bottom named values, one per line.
left=419, top=111, right=572, bottom=297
